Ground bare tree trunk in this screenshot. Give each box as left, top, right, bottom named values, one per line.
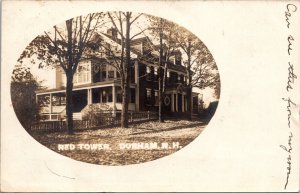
left=187, top=83, right=193, bottom=121
left=121, top=77, right=129, bottom=128
left=66, top=73, right=74, bottom=134
left=186, top=54, right=193, bottom=121
left=158, top=20, right=163, bottom=123
left=162, top=63, right=168, bottom=122
left=121, top=12, right=131, bottom=128
left=66, top=19, right=75, bottom=133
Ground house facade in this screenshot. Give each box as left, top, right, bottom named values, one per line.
left=36, top=29, right=199, bottom=120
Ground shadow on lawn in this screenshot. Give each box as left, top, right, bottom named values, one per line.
left=129, top=121, right=207, bottom=136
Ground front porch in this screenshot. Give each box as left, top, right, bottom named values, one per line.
left=36, top=84, right=136, bottom=121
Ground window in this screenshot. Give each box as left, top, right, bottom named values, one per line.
left=117, top=88, right=122, bottom=103
left=130, top=88, right=135, bottom=103
left=180, top=75, right=184, bottom=83
left=60, top=96, right=66, bottom=105
left=107, top=88, right=112, bottom=102
left=130, top=66, right=135, bottom=83
left=154, top=90, right=158, bottom=106
left=102, top=90, right=106, bottom=103
left=73, top=62, right=91, bottom=85
left=174, top=73, right=178, bottom=83
left=37, top=95, right=50, bottom=107
left=146, top=66, right=151, bottom=81
left=154, top=67, right=158, bottom=81
left=146, top=88, right=151, bottom=102
left=170, top=71, right=178, bottom=83
left=175, top=55, right=182, bottom=65
left=52, top=95, right=66, bottom=106
left=101, top=65, right=107, bottom=81
left=108, top=71, right=114, bottom=79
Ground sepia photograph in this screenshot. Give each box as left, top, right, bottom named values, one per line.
left=2, top=1, right=299, bottom=192
left=11, top=12, right=220, bottom=165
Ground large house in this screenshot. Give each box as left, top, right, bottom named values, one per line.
left=36, top=28, right=199, bottom=120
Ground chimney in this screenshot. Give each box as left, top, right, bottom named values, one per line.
left=107, top=27, right=118, bottom=40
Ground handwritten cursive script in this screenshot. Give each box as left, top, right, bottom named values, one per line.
left=285, top=4, right=297, bottom=28
left=281, top=3, right=297, bottom=190
left=280, top=132, right=293, bottom=189
left=286, top=62, right=297, bottom=91
left=287, top=35, right=294, bottom=55
left=282, top=97, right=296, bottom=128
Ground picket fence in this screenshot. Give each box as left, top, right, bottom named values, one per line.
left=30, top=111, right=157, bottom=131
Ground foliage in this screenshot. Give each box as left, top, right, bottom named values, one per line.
left=81, top=103, right=113, bottom=121
left=11, top=66, right=40, bottom=130
left=17, top=13, right=107, bottom=134
left=30, top=119, right=206, bottom=165
left=173, top=27, right=220, bottom=100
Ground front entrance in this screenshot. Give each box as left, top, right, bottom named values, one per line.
left=178, top=94, right=182, bottom=112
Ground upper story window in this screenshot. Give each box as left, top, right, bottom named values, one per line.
left=169, top=71, right=178, bottom=83
left=146, top=66, right=154, bottom=81
left=73, top=61, right=91, bottom=85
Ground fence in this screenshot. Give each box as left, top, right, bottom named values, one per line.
left=30, top=111, right=158, bottom=132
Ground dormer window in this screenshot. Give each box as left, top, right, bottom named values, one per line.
left=171, top=50, right=182, bottom=65
left=175, top=56, right=181, bottom=65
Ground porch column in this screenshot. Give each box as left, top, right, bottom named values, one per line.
left=171, top=93, right=175, bottom=112
left=99, top=89, right=102, bottom=103
left=112, top=85, right=116, bottom=116
left=175, top=93, right=178, bottom=112
left=134, top=61, right=139, bottom=111
left=114, top=69, right=117, bottom=80
left=106, top=65, right=108, bottom=80
left=49, top=93, right=52, bottom=120
left=36, top=95, right=38, bottom=105
left=87, top=89, right=92, bottom=105
left=182, top=94, right=185, bottom=112
left=185, top=96, right=188, bottom=112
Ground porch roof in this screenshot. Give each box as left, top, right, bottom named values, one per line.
left=36, top=80, right=136, bottom=95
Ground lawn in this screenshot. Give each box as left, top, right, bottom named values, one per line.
left=30, top=119, right=207, bottom=165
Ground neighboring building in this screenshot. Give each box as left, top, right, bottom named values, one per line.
left=36, top=28, right=199, bottom=120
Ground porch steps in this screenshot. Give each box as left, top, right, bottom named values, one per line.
left=72, top=113, right=82, bottom=120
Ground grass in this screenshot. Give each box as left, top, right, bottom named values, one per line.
left=29, top=119, right=207, bottom=165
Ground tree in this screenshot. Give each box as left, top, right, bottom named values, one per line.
left=174, top=28, right=205, bottom=120
left=18, top=13, right=105, bottom=134
left=11, top=66, right=40, bottom=130
left=192, top=57, right=220, bottom=99
left=107, top=11, right=144, bottom=128
left=174, top=28, right=220, bottom=119
left=143, top=16, right=179, bottom=122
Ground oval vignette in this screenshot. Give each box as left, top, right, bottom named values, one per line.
left=11, top=11, right=220, bottom=165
